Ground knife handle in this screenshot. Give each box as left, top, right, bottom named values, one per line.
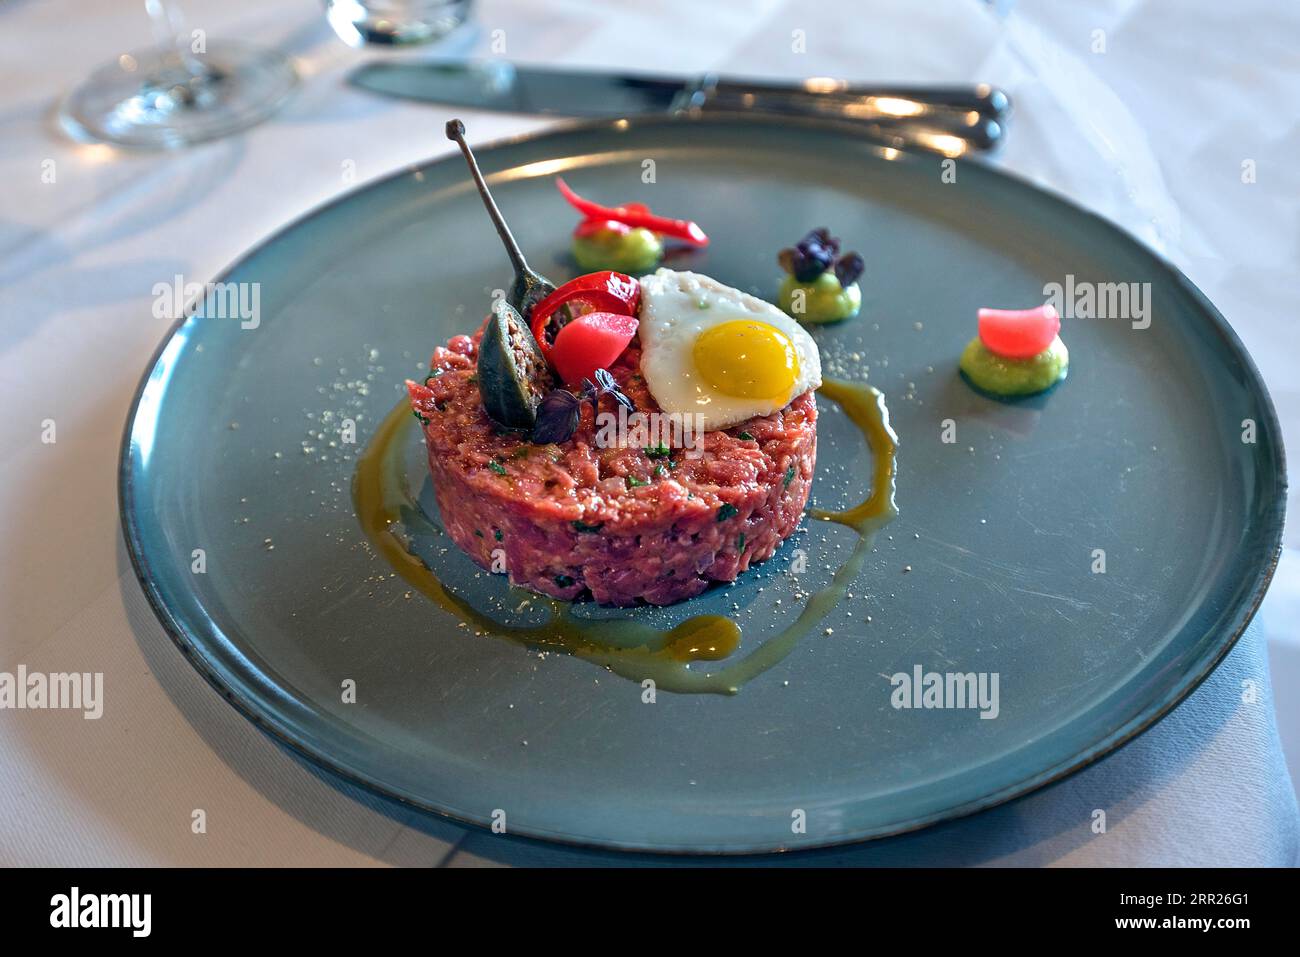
left=674, top=76, right=1010, bottom=154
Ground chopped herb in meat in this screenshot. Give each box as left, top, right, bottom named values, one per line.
left=737, top=533, right=746, bottom=552
left=644, top=443, right=671, bottom=458
left=737, top=431, right=755, bottom=441
left=717, top=503, right=739, bottom=522
left=783, top=465, right=796, bottom=487
left=488, top=459, right=508, bottom=475
left=626, top=475, right=650, bottom=489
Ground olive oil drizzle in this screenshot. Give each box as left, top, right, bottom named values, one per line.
left=353, top=377, right=897, bottom=694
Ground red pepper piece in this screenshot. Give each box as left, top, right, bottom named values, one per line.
left=556, top=177, right=708, bottom=247
left=978, top=304, right=1060, bottom=359
left=573, top=218, right=632, bottom=239
left=550, top=312, right=640, bottom=387
left=529, top=270, right=641, bottom=360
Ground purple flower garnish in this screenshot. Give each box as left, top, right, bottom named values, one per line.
left=779, top=227, right=863, bottom=285
left=834, top=251, right=865, bottom=287
left=531, top=389, right=582, bottom=444
left=530, top=368, right=634, bottom=444
left=586, top=367, right=635, bottom=412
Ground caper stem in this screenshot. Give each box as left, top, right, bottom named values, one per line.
left=446, top=118, right=531, bottom=277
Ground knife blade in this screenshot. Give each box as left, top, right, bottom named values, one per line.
left=349, top=61, right=1010, bottom=154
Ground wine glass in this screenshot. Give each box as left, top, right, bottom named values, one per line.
left=324, top=0, right=473, bottom=47
left=57, top=0, right=297, bottom=149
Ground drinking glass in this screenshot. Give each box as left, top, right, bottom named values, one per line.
left=58, top=0, right=297, bottom=149
left=324, top=0, right=472, bottom=47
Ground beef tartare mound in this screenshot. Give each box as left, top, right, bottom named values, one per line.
left=407, top=333, right=817, bottom=606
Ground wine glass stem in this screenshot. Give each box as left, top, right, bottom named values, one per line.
left=144, top=0, right=214, bottom=84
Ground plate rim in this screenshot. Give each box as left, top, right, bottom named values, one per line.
left=118, top=112, right=1288, bottom=855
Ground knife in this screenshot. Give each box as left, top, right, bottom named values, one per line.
left=350, top=61, right=1010, bottom=155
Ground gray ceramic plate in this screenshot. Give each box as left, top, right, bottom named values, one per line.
left=121, top=116, right=1285, bottom=853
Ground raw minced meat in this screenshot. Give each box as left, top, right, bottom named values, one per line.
left=406, top=331, right=817, bottom=606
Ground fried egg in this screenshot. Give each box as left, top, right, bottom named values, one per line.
left=637, top=269, right=821, bottom=431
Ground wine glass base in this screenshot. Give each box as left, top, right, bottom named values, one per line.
left=325, top=0, right=472, bottom=46
left=58, top=40, right=297, bottom=149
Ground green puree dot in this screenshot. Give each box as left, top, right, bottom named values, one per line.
left=959, top=335, right=1069, bottom=396
left=572, top=227, right=663, bottom=274
left=778, top=272, right=861, bottom=323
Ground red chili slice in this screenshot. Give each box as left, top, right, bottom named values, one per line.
left=550, top=312, right=640, bottom=387
left=529, top=270, right=641, bottom=360
left=556, top=177, right=708, bottom=246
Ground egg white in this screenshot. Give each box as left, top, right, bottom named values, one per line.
left=637, top=269, right=821, bottom=431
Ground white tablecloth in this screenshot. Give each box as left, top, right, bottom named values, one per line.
left=0, top=0, right=1296, bottom=866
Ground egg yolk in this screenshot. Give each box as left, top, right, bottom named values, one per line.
left=692, top=320, right=799, bottom=401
